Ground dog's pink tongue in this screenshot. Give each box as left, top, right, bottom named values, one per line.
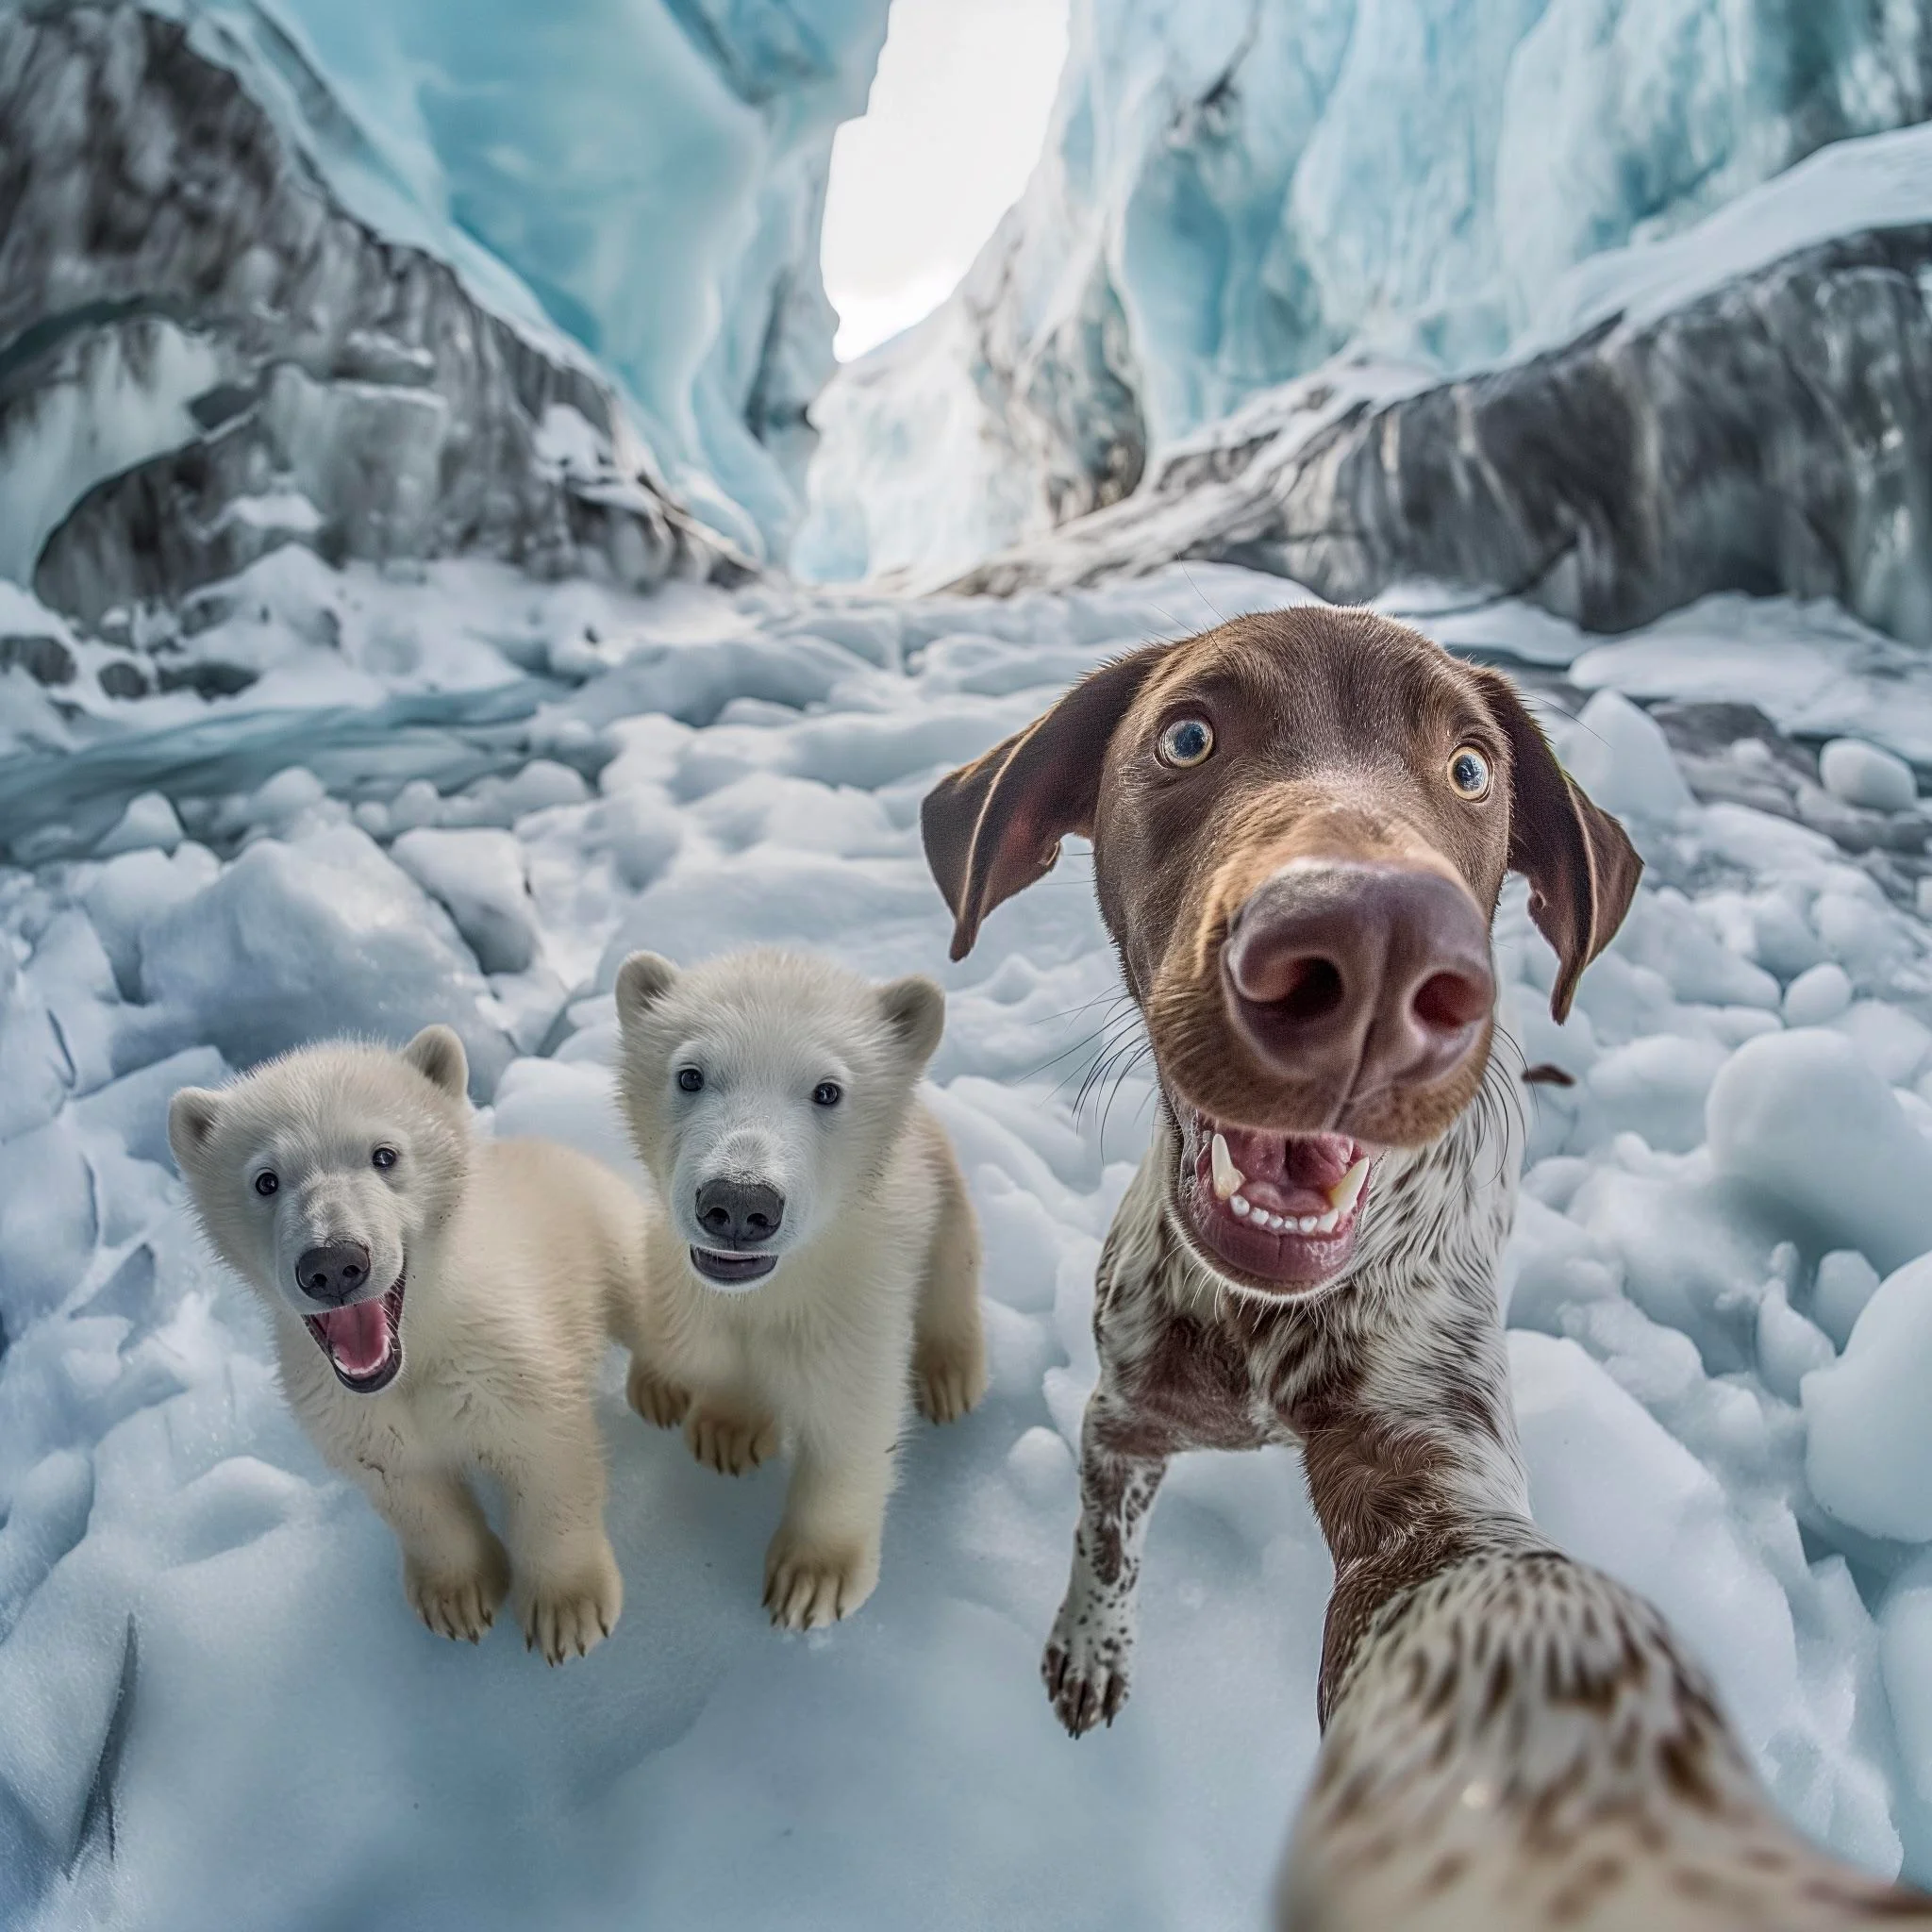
left=317, top=1300, right=390, bottom=1377
left=1221, top=1127, right=1355, bottom=1193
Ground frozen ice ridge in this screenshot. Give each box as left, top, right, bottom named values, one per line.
left=799, top=0, right=1932, bottom=587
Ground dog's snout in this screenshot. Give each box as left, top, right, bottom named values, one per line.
left=694, top=1177, right=785, bottom=1249
left=1224, top=862, right=1494, bottom=1097
left=295, top=1240, right=374, bottom=1306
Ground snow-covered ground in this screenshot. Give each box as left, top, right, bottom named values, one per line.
left=8, top=557, right=1932, bottom=1927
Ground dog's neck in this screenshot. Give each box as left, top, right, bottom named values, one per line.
left=1143, top=1048, right=1547, bottom=1720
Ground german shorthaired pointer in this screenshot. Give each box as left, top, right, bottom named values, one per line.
left=923, top=608, right=1931, bottom=1926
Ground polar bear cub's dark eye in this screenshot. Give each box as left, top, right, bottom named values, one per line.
left=254, top=1171, right=279, bottom=1197
left=812, top=1081, right=843, bottom=1108
left=372, top=1146, right=398, bottom=1171
left=676, top=1067, right=704, bottom=1093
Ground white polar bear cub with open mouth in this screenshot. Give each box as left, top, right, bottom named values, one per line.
left=614, top=948, right=986, bottom=1630
left=168, top=1025, right=650, bottom=1664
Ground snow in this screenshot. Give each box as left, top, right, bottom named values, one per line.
left=9, top=556, right=1932, bottom=1921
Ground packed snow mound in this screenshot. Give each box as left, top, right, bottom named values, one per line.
left=799, top=0, right=1932, bottom=584
left=8, top=555, right=1932, bottom=1923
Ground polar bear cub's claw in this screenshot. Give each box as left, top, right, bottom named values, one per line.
left=521, top=1539, right=624, bottom=1664
left=407, top=1534, right=511, bottom=1644
left=763, top=1532, right=881, bottom=1631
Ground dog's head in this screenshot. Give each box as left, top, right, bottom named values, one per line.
left=614, top=947, right=945, bottom=1291
left=924, top=607, right=1639, bottom=1299
left=168, top=1027, right=473, bottom=1391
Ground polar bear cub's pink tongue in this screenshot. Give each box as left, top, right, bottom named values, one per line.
left=317, top=1299, right=390, bottom=1378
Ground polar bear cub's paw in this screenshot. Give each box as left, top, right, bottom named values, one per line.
left=762, top=1531, right=881, bottom=1631
left=406, top=1534, right=511, bottom=1645
left=520, top=1539, right=624, bottom=1665
left=626, top=1357, right=691, bottom=1430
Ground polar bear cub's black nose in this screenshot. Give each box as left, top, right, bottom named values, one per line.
left=694, top=1178, right=784, bottom=1248
left=297, top=1241, right=373, bottom=1305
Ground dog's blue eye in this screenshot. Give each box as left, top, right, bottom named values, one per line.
left=254, top=1171, right=278, bottom=1197
left=812, top=1081, right=842, bottom=1108
left=372, top=1146, right=397, bottom=1171
left=676, top=1067, right=704, bottom=1093
left=1448, top=747, right=1492, bottom=798
left=1158, top=717, right=1214, bottom=768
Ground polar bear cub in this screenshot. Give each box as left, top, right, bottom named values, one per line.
left=614, top=948, right=986, bottom=1630
left=168, top=1025, right=649, bottom=1663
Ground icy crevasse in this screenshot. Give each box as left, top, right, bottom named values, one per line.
left=797, top=0, right=1932, bottom=584
left=0, top=0, right=889, bottom=600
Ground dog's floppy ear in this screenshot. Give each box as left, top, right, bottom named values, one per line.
left=876, top=974, right=945, bottom=1071
left=1474, top=669, right=1642, bottom=1024
left=168, top=1087, right=224, bottom=1172
left=402, top=1024, right=468, bottom=1099
left=922, top=645, right=1168, bottom=959
left=615, top=951, right=679, bottom=1025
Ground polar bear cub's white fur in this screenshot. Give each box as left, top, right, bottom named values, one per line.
left=614, top=948, right=986, bottom=1630
left=168, top=1026, right=650, bottom=1663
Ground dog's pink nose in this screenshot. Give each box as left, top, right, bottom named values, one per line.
left=1223, top=862, right=1494, bottom=1098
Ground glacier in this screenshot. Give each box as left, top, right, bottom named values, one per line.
left=797, top=0, right=1932, bottom=586
left=0, top=0, right=891, bottom=613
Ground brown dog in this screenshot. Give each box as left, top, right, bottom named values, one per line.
left=924, top=608, right=1929, bottom=1927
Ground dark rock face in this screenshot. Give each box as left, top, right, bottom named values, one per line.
left=954, top=227, right=1932, bottom=648
left=0, top=6, right=742, bottom=627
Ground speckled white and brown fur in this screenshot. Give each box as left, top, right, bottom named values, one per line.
left=922, top=608, right=1932, bottom=1925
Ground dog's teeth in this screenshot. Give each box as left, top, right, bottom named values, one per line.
left=1297, top=1214, right=1319, bottom=1234
left=1231, top=1195, right=1251, bottom=1219
left=1314, top=1208, right=1340, bottom=1234
left=1268, top=1212, right=1288, bottom=1233
left=1209, top=1132, right=1244, bottom=1201
left=1325, top=1155, right=1372, bottom=1218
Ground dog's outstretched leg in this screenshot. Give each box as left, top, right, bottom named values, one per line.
left=912, top=1120, right=987, bottom=1424
left=1043, top=1398, right=1169, bottom=1737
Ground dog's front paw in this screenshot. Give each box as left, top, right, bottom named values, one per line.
left=762, top=1533, right=880, bottom=1631
left=685, top=1403, right=778, bottom=1475
left=1041, top=1589, right=1136, bottom=1737
left=405, top=1535, right=510, bottom=1644
left=627, top=1357, right=691, bottom=1430
left=521, top=1540, right=624, bottom=1665
left=913, top=1334, right=988, bottom=1424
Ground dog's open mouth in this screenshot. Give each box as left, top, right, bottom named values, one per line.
left=305, top=1275, right=406, bottom=1391
left=690, top=1247, right=778, bottom=1289
left=1174, top=1108, right=1374, bottom=1291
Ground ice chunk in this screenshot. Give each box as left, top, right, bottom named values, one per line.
left=1813, top=1250, right=1883, bottom=1352
left=92, top=791, right=182, bottom=858
left=1783, top=961, right=1852, bottom=1026
left=390, top=828, right=539, bottom=975
left=140, top=825, right=511, bottom=1095
left=1756, top=1274, right=1835, bottom=1405
left=1707, top=1029, right=1932, bottom=1274
left=1557, top=691, right=1696, bottom=825
left=0, top=1115, right=96, bottom=1325
left=1821, top=738, right=1917, bottom=813
left=1805, top=1255, right=1932, bottom=1541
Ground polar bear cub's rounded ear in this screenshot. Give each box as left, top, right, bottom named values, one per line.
left=402, top=1024, right=468, bottom=1099
left=168, top=1087, right=225, bottom=1172
left=876, top=974, right=945, bottom=1073
left=615, top=952, right=679, bottom=1025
